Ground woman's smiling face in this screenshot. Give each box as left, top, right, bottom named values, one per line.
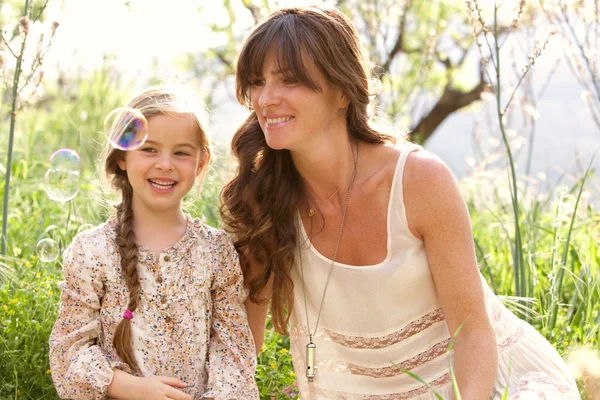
left=249, top=50, right=347, bottom=152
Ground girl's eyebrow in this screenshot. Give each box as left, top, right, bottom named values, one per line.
left=144, top=140, right=197, bottom=150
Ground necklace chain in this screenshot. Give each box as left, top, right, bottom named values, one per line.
left=298, top=143, right=359, bottom=382
left=305, top=156, right=357, bottom=217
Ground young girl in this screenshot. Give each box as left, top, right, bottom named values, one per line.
left=221, top=6, right=579, bottom=400
left=49, top=85, right=259, bottom=400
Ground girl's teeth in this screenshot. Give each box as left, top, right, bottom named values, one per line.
left=150, top=180, right=175, bottom=189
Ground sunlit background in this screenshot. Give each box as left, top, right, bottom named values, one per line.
left=14, top=0, right=599, bottom=182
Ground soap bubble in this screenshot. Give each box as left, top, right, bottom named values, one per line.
left=36, top=238, right=59, bottom=262
left=45, top=149, right=81, bottom=202
left=104, top=107, right=148, bottom=151
left=44, top=168, right=80, bottom=202
left=50, top=149, right=81, bottom=174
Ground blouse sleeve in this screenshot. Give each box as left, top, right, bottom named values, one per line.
left=49, top=233, right=130, bottom=400
left=204, top=231, right=259, bottom=400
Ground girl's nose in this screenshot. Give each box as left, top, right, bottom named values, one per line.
left=154, top=155, right=174, bottom=170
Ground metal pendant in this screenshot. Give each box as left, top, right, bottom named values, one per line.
left=306, top=341, right=316, bottom=382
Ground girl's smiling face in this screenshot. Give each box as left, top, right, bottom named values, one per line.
left=118, top=113, right=206, bottom=215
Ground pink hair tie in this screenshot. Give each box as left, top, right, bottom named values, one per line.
left=123, top=309, right=134, bottom=320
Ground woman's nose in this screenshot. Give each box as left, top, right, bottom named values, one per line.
left=257, top=83, right=281, bottom=109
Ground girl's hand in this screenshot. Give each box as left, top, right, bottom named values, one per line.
left=131, top=376, right=193, bottom=400
left=108, top=369, right=193, bottom=400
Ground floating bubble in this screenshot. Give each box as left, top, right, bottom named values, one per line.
left=76, top=224, right=94, bottom=234
left=50, top=149, right=81, bottom=174
left=44, top=168, right=80, bottom=202
left=36, top=238, right=59, bottom=262
left=104, top=107, right=148, bottom=151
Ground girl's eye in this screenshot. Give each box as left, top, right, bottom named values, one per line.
left=175, top=151, right=190, bottom=156
left=141, top=147, right=156, bottom=153
left=251, top=79, right=265, bottom=87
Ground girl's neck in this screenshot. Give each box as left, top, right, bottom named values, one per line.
left=130, top=203, right=188, bottom=256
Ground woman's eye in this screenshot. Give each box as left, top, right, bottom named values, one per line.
left=283, top=78, right=299, bottom=86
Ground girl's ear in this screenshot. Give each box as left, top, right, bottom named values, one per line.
left=196, top=151, right=208, bottom=177
left=118, top=156, right=127, bottom=171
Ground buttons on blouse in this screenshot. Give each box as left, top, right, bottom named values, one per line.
left=160, top=296, right=168, bottom=305
left=156, top=276, right=163, bottom=284
left=163, top=255, right=171, bottom=262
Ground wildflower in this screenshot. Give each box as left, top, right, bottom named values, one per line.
left=33, top=70, right=44, bottom=86
left=9, top=298, right=18, bottom=304
left=36, top=273, right=41, bottom=278
left=13, top=246, right=21, bottom=256
left=46, top=369, right=51, bottom=374
left=270, top=363, right=276, bottom=369
left=279, top=348, right=289, bottom=354
left=50, top=21, right=60, bottom=37
left=261, top=343, right=267, bottom=352
left=289, top=371, right=295, bottom=377
left=19, top=16, right=29, bottom=35
left=3, top=305, right=8, bottom=312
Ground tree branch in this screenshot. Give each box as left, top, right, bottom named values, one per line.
left=409, top=67, right=487, bottom=142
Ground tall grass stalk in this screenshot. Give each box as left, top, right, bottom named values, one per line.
left=1, top=0, right=32, bottom=257
left=547, top=146, right=599, bottom=332
left=493, top=0, right=526, bottom=298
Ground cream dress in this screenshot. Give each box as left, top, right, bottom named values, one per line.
left=289, top=143, right=579, bottom=399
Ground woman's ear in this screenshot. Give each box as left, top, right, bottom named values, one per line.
left=337, top=89, right=349, bottom=110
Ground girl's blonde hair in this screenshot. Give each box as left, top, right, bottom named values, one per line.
left=104, top=85, right=211, bottom=370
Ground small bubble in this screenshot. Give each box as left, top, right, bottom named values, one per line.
left=104, top=107, right=148, bottom=151
left=44, top=168, right=80, bottom=202
left=36, top=238, right=59, bottom=262
left=50, top=149, right=81, bottom=173
left=45, top=149, right=81, bottom=202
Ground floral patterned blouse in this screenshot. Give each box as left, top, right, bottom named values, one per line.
left=49, top=215, right=259, bottom=399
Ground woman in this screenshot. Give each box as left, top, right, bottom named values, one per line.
left=221, top=5, right=579, bottom=399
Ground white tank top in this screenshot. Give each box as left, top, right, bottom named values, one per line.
left=288, top=142, right=520, bottom=399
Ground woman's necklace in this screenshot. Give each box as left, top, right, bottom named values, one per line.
left=305, top=160, right=356, bottom=218
left=298, top=143, right=359, bottom=383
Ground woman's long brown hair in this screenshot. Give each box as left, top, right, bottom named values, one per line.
left=104, top=85, right=211, bottom=370
left=221, top=6, right=396, bottom=335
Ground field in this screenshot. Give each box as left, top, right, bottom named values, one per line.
left=0, top=52, right=599, bottom=400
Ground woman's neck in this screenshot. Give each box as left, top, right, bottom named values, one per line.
left=292, top=136, right=359, bottom=207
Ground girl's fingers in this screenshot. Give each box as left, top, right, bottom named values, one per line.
left=165, top=386, right=193, bottom=400
left=156, top=376, right=188, bottom=388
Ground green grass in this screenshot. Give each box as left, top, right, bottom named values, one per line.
left=1, top=75, right=599, bottom=399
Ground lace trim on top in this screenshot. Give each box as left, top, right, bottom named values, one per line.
left=325, top=308, right=445, bottom=349
left=312, top=373, right=451, bottom=399
left=348, top=338, right=452, bottom=378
